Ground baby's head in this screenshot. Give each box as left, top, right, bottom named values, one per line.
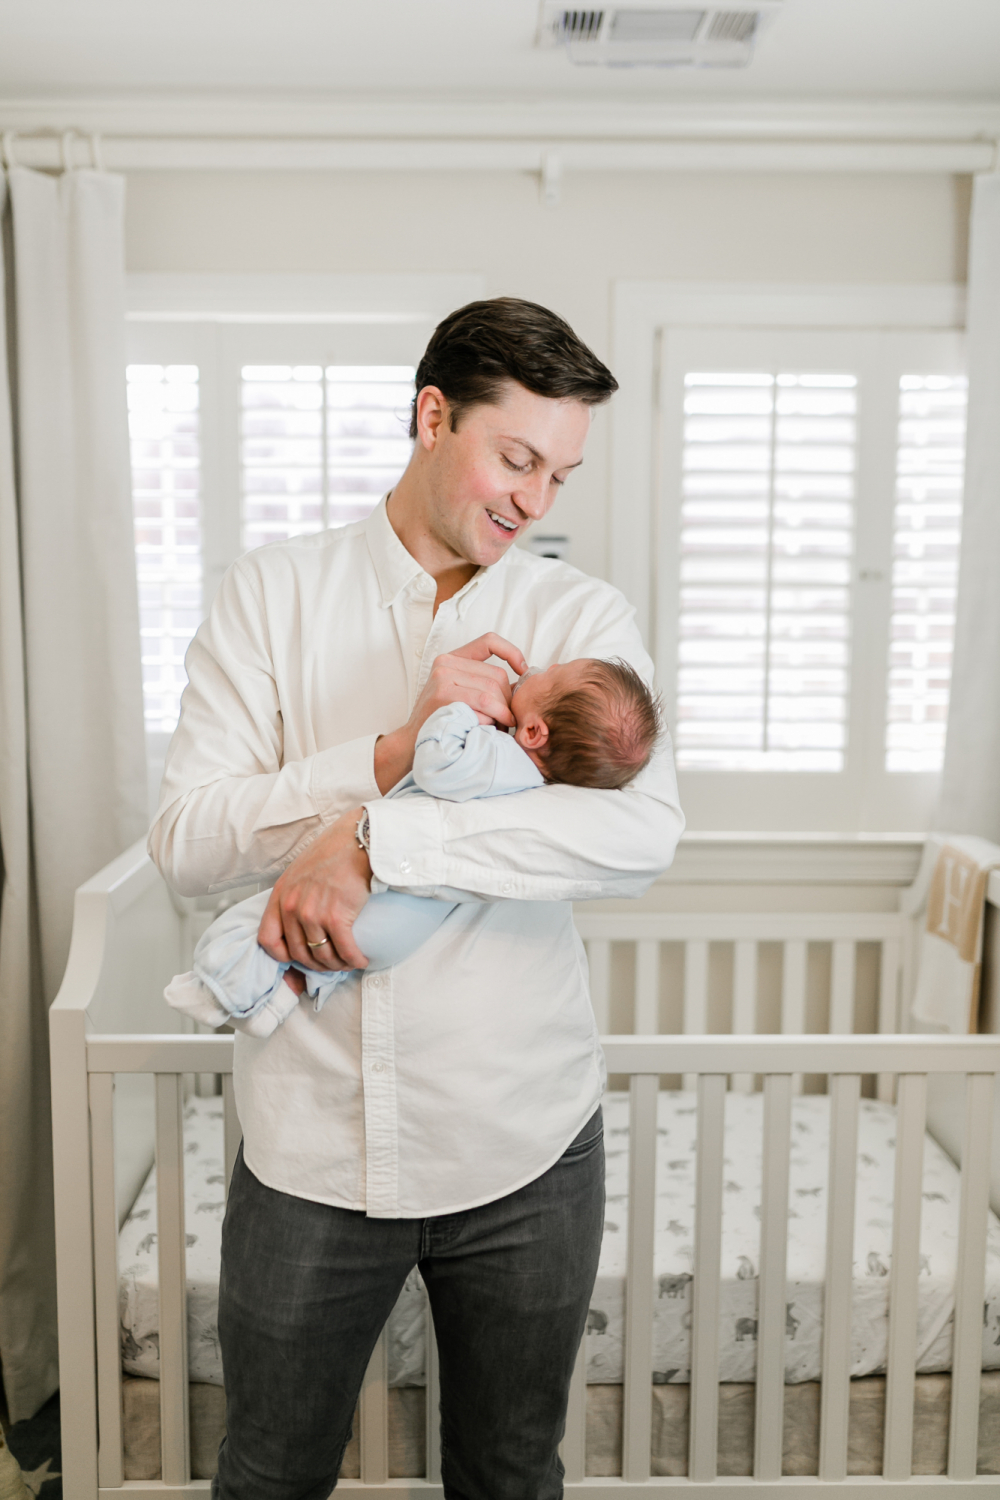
left=511, top=658, right=662, bottom=790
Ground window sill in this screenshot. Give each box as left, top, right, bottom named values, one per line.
left=660, top=832, right=924, bottom=887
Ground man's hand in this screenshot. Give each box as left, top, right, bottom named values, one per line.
left=258, top=808, right=372, bottom=972
left=374, top=633, right=527, bottom=794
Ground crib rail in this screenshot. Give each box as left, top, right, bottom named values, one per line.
left=576, top=911, right=906, bottom=1042
left=576, top=912, right=907, bottom=1100
left=75, top=1032, right=999, bottom=1497
left=49, top=847, right=999, bottom=1497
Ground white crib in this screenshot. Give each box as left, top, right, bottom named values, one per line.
left=50, top=838, right=1000, bottom=1498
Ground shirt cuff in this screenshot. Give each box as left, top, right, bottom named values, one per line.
left=309, top=733, right=382, bottom=825
left=364, top=796, right=600, bottom=901
left=366, top=795, right=444, bottom=890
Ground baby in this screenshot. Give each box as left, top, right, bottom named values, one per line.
left=164, top=656, right=661, bottom=1037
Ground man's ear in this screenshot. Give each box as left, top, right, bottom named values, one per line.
left=516, top=713, right=550, bottom=752
left=414, top=386, right=449, bottom=452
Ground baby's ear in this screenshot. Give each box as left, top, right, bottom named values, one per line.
left=515, top=712, right=550, bottom=751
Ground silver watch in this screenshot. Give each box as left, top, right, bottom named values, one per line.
left=355, top=808, right=371, bottom=853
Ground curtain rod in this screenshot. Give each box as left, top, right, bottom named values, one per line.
left=2, top=129, right=996, bottom=178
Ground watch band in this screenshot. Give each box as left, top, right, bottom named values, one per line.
left=355, top=808, right=371, bottom=854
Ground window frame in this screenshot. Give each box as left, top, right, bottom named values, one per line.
left=126, top=273, right=484, bottom=783
left=126, top=273, right=485, bottom=609
left=610, top=283, right=967, bottom=835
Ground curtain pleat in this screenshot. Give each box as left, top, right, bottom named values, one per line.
left=937, top=173, right=1000, bottom=839
left=0, top=165, right=147, bottom=1422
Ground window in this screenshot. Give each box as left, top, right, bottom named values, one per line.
left=647, top=314, right=966, bottom=831
left=886, top=375, right=968, bottom=773
left=125, top=278, right=487, bottom=739
left=127, top=364, right=203, bottom=733
left=239, top=364, right=415, bottom=550
left=128, top=351, right=416, bottom=735
left=677, top=372, right=856, bottom=772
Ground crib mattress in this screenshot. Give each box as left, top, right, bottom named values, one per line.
left=118, top=1091, right=1000, bottom=1389
left=121, top=1372, right=1000, bottom=1479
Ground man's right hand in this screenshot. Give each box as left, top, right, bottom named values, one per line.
left=373, top=633, right=527, bottom=794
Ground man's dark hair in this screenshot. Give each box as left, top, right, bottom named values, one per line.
left=409, top=297, right=618, bottom=439
left=540, top=659, right=662, bottom=791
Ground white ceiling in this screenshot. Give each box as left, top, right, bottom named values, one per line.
left=1, top=0, right=998, bottom=104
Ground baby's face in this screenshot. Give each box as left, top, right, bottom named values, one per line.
left=511, top=659, right=592, bottom=731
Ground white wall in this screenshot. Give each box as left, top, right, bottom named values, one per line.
left=125, top=168, right=971, bottom=583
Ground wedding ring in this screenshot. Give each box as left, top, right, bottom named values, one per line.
left=306, top=936, right=330, bottom=948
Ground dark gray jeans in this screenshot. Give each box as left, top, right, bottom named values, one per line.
left=212, top=1108, right=604, bottom=1500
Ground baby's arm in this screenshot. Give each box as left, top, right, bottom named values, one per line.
left=411, top=702, right=544, bottom=802
left=165, top=880, right=460, bottom=1035
left=165, top=705, right=542, bottom=1035
left=163, top=889, right=312, bottom=1038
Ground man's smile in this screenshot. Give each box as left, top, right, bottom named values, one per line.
left=487, top=509, right=519, bottom=535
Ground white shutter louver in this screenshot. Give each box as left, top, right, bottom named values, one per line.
left=885, top=375, right=968, bottom=772
left=127, top=364, right=202, bottom=733
left=241, top=364, right=324, bottom=549
left=240, top=364, right=414, bottom=550
left=676, top=371, right=856, bottom=771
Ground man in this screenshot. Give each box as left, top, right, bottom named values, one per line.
left=149, top=297, right=684, bottom=1499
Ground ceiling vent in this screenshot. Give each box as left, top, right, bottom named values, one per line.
left=537, top=1, right=783, bottom=67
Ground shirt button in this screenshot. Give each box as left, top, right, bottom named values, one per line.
left=372, top=1062, right=385, bottom=1074
left=502, top=880, right=513, bottom=895
left=369, top=974, right=382, bottom=988
left=399, top=858, right=411, bottom=875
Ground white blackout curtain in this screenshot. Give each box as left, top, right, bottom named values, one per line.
left=938, top=172, right=1000, bottom=840
left=0, top=162, right=147, bottom=1421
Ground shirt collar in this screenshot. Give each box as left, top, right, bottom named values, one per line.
left=365, top=496, right=426, bottom=607
left=364, top=494, right=506, bottom=611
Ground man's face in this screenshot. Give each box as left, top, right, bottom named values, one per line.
left=416, top=380, right=591, bottom=569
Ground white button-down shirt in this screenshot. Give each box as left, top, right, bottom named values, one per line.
left=150, top=499, right=684, bottom=1217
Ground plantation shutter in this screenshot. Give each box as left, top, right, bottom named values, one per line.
left=240, top=364, right=415, bottom=550
left=675, top=371, right=856, bottom=771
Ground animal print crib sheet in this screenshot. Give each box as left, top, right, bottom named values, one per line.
left=591, top=1090, right=1000, bottom=1385
left=118, top=1096, right=427, bottom=1387
left=119, top=1091, right=1000, bottom=1388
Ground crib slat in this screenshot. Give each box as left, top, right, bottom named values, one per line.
left=223, top=1073, right=240, bottom=1197
left=690, top=1073, right=727, bottom=1482
left=877, top=940, right=901, bottom=1103
left=948, top=1071, right=996, bottom=1477
left=819, top=1072, right=861, bottom=1480
left=155, top=1072, right=190, bottom=1487
left=587, top=939, right=611, bottom=1033
left=781, top=940, right=808, bottom=1095
left=754, top=1073, right=792, bottom=1481
left=781, top=940, right=807, bottom=1033
left=359, top=1328, right=389, bottom=1484
left=882, top=1071, right=927, bottom=1480
left=89, top=1075, right=124, bottom=1489
left=732, top=940, right=757, bottom=1094
left=425, top=1295, right=442, bottom=1483
left=682, top=940, right=709, bottom=1091
left=634, top=940, right=660, bottom=1034
left=622, top=1073, right=658, bottom=1482
left=829, top=940, right=856, bottom=1034
left=560, top=1334, right=587, bottom=1483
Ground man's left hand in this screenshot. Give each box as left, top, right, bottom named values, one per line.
left=258, top=808, right=372, bottom=972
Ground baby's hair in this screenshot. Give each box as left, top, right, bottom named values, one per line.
left=541, top=659, right=663, bottom=790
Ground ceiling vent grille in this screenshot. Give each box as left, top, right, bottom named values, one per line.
left=560, top=10, right=605, bottom=41
left=539, top=0, right=782, bottom=67
left=707, top=9, right=758, bottom=42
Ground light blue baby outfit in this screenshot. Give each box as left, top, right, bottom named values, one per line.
left=163, top=702, right=545, bottom=1037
